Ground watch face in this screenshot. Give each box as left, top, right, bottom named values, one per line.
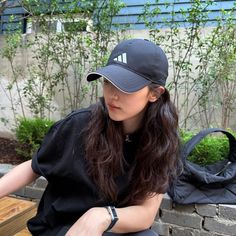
left=110, top=206, right=118, bottom=219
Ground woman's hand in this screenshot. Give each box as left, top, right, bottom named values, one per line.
left=65, top=207, right=110, bottom=236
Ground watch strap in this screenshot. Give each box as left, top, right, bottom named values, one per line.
left=105, top=206, right=119, bottom=231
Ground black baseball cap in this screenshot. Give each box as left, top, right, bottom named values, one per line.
left=86, top=38, right=168, bottom=93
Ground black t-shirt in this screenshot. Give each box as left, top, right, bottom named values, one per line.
left=28, top=106, right=139, bottom=235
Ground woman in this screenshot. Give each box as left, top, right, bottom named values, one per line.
left=0, top=39, right=179, bottom=236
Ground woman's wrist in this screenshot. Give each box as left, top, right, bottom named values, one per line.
left=100, top=207, right=112, bottom=232
left=81, top=207, right=111, bottom=233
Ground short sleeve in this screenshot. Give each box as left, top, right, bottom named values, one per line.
left=31, top=119, right=67, bottom=178
left=31, top=109, right=90, bottom=179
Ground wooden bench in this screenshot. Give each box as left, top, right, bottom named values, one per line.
left=14, top=228, right=31, bottom=236
left=0, top=196, right=37, bottom=236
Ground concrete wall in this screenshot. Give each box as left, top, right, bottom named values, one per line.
left=0, top=163, right=235, bottom=236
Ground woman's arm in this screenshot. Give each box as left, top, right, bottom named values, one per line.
left=0, top=160, right=39, bottom=198
left=113, top=193, right=163, bottom=233
left=66, top=193, right=163, bottom=236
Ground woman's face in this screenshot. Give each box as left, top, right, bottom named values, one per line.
left=103, top=79, right=161, bottom=134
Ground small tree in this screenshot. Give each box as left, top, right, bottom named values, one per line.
left=1, top=26, right=27, bottom=125
left=1, top=0, right=126, bottom=123
left=197, top=13, right=236, bottom=129
left=140, top=0, right=236, bottom=130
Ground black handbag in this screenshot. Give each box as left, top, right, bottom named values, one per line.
left=168, top=128, right=236, bottom=204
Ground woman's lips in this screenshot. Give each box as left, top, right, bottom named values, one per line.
left=107, top=103, right=120, bottom=110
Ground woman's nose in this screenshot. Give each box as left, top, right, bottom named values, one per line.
left=110, top=85, right=119, bottom=99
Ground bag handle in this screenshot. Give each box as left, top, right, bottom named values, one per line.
left=182, top=128, right=236, bottom=163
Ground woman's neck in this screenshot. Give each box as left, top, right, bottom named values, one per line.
left=122, top=114, right=144, bottom=135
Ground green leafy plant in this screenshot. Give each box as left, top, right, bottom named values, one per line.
left=1, top=0, right=126, bottom=122
left=180, top=130, right=236, bottom=166
left=140, top=0, right=236, bottom=130
left=15, top=117, right=55, bottom=160
left=1, top=26, right=26, bottom=125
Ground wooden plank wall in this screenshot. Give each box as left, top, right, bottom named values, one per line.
left=0, top=0, right=236, bottom=33
left=0, top=0, right=25, bottom=33
left=113, top=0, right=236, bottom=29
left=0, top=0, right=73, bottom=34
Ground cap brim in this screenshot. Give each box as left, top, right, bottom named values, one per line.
left=86, top=64, right=151, bottom=94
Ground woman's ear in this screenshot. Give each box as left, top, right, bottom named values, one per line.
left=148, top=86, right=165, bottom=103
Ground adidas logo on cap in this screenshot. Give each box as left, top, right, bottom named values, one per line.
left=113, top=53, right=127, bottom=64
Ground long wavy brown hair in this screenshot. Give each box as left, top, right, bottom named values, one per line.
left=85, top=84, right=180, bottom=205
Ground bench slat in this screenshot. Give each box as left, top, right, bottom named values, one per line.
left=14, top=228, right=31, bottom=236
left=0, top=197, right=36, bottom=236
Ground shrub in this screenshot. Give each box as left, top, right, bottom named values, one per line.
left=180, top=129, right=236, bottom=166
left=15, top=118, right=55, bottom=160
